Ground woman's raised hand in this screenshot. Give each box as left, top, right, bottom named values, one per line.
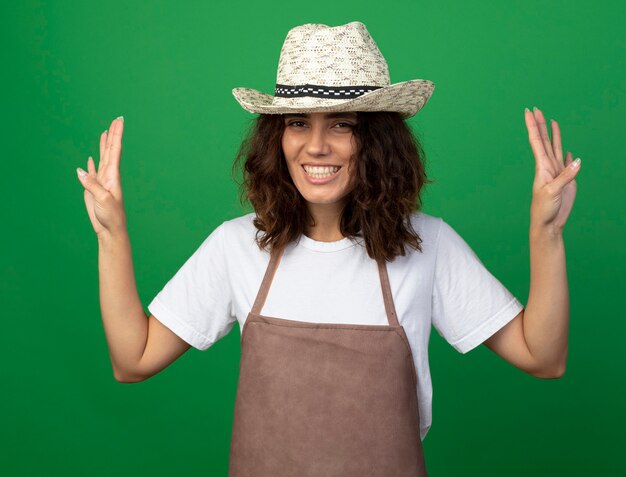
left=524, top=107, right=580, bottom=234
left=77, top=116, right=127, bottom=239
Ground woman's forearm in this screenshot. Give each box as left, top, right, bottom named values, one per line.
left=97, top=231, right=148, bottom=382
left=523, top=225, right=569, bottom=376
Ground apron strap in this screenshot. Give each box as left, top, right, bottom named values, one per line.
left=250, top=243, right=400, bottom=327
left=250, top=245, right=284, bottom=316
left=376, top=259, right=400, bottom=327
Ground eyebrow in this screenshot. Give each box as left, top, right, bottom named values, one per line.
left=283, top=112, right=358, bottom=119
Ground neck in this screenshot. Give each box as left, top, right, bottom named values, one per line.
left=306, top=202, right=344, bottom=242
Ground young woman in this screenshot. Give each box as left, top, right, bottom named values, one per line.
left=76, top=21, right=579, bottom=477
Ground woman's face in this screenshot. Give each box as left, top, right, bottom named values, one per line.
left=281, top=111, right=358, bottom=213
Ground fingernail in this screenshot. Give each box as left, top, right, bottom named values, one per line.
left=570, top=158, right=581, bottom=168
left=533, top=106, right=538, bottom=112
left=77, top=167, right=88, bottom=178
left=116, top=115, right=124, bottom=122
left=103, top=129, right=107, bottom=135
left=525, top=107, right=530, bottom=113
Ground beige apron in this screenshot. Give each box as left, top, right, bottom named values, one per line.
left=228, top=245, right=428, bottom=476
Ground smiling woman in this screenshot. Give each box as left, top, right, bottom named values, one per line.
left=233, top=110, right=432, bottom=259
left=282, top=112, right=356, bottom=203
left=79, top=20, right=576, bottom=477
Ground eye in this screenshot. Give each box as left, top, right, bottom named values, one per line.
left=285, top=120, right=355, bottom=129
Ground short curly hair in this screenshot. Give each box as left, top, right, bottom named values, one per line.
left=232, top=111, right=433, bottom=262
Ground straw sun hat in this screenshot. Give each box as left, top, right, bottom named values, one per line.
left=232, top=21, right=435, bottom=120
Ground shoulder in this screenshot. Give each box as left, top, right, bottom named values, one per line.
left=409, top=210, right=443, bottom=233
left=219, top=211, right=258, bottom=237
left=216, top=212, right=266, bottom=257
left=187, top=213, right=259, bottom=259
left=408, top=210, right=445, bottom=250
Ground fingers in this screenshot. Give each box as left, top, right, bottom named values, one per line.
left=550, top=119, right=563, bottom=165
left=552, top=151, right=581, bottom=192
left=98, top=130, right=107, bottom=178
left=108, top=116, right=124, bottom=173
left=525, top=108, right=550, bottom=168
left=77, top=161, right=112, bottom=203
left=531, top=107, right=556, bottom=162
left=101, top=116, right=124, bottom=175
left=87, top=155, right=96, bottom=175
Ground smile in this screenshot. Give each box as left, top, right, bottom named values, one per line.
left=302, top=165, right=341, bottom=179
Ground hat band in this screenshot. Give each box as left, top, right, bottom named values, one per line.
left=275, top=83, right=383, bottom=98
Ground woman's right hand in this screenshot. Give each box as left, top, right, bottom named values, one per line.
left=77, top=116, right=128, bottom=239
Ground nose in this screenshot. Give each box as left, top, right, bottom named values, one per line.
left=306, top=123, right=331, bottom=156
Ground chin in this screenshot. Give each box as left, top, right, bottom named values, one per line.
left=301, top=190, right=348, bottom=207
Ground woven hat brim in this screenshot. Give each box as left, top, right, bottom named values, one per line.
left=232, top=79, right=435, bottom=120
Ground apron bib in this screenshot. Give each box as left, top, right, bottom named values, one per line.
left=228, top=245, right=428, bottom=476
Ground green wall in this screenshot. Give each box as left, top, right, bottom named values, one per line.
left=2, top=0, right=624, bottom=475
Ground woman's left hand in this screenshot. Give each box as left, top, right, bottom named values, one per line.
left=524, top=106, right=580, bottom=234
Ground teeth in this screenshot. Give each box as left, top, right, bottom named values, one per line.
left=303, top=165, right=340, bottom=178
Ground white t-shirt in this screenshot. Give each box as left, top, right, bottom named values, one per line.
left=148, top=211, right=524, bottom=441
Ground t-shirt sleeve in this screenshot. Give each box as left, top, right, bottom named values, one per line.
left=147, top=223, right=236, bottom=351
left=431, top=219, right=525, bottom=354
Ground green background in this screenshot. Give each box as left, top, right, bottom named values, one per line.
left=2, top=0, right=624, bottom=475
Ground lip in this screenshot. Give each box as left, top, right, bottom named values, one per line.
left=302, top=162, right=343, bottom=167
left=301, top=164, right=342, bottom=185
